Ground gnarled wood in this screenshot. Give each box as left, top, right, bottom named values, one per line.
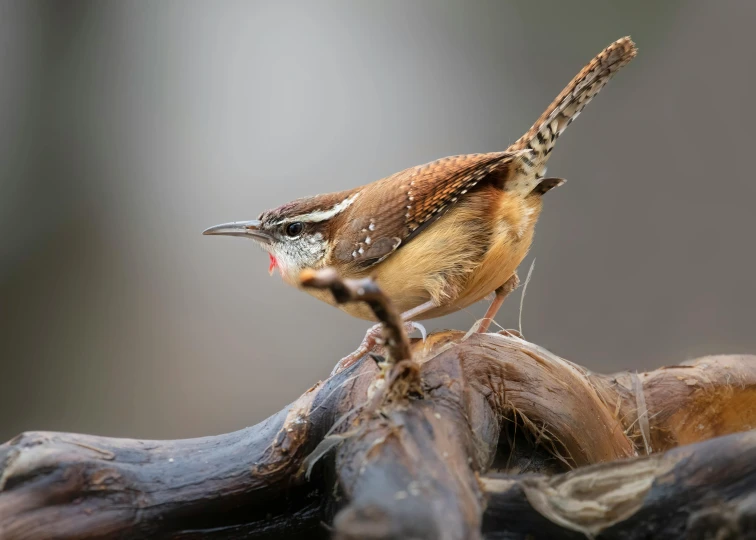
left=482, top=430, right=756, bottom=538
left=1, top=273, right=754, bottom=539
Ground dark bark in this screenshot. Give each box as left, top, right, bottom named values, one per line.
left=0, top=373, right=346, bottom=539
left=2, top=271, right=755, bottom=539
left=482, top=430, right=756, bottom=539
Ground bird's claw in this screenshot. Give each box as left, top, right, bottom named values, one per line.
left=331, top=320, right=425, bottom=376
left=406, top=321, right=427, bottom=342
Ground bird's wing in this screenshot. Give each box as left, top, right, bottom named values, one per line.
left=331, top=150, right=531, bottom=269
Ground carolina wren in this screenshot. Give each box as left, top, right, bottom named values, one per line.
left=205, top=37, right=636, bottom=360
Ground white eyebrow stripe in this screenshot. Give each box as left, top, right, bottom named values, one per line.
left=282, top=192, right=360, bottom=224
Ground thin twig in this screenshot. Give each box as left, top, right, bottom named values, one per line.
left=519, top=258, right=536, bottom=337
left=300, top=268, right=411, bottom=364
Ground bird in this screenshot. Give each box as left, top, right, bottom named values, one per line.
left=204, top=37, right=637, bottom=370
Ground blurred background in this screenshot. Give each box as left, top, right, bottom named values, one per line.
left=2, top=0, right=754, bottom=442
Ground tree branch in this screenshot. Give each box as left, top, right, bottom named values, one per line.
left=0, top=358, right=379, bottom=539
left=1, top=273, right=755, bottom=539
left=482, top=430, right=756, bottom=538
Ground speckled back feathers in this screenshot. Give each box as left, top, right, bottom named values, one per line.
left=257, top=37, right=637, bottom=274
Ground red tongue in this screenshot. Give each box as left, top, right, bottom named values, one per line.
left=268, top=254, right=278, bottom=276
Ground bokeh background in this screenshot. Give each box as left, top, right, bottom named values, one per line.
left=2, top=0, right=755, bottom=442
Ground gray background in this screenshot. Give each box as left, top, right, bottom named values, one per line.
left=1, top=0, right=754, bottom=442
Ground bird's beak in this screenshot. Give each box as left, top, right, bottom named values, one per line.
left=202, top=220, right=273, bottom=245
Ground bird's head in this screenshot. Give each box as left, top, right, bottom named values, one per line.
left=203, top=190, right=360, bottom=283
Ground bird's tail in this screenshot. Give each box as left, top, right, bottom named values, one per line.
left=511, top=36, right=637, bottom=181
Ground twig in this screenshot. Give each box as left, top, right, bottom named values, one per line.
left=300, top=268, right=411, bottom=364
left=519, top=258, right=536, bottom=337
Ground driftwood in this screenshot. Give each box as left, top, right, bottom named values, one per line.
left=1, top=271, right=755, bottom=539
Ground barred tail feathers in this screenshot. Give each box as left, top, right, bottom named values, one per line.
left=511, top=36, right=637, bottom=184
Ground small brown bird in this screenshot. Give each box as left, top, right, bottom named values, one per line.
left=205, top=37, right=637, bottom=367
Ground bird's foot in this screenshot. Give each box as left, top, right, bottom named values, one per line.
left=331, top=321, right=426, bottom=376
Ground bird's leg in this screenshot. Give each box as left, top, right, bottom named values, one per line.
left=331, top=300, right=436, bottom=376
left=400, top=300, right=437, bottom=325
left=476, top=272, right=520, bottom=334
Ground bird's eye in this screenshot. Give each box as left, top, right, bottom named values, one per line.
left=285, top=222, right=304, bottom=237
